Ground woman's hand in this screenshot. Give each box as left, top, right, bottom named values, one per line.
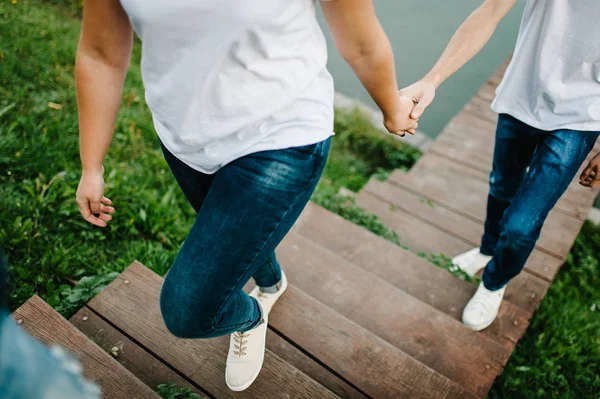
left=384, top=96, right=419, bottom=137
left=76, top=169, right=115, bottom=227
left=399, top=80, right=437, bottom=120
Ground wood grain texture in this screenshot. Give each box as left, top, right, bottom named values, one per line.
left=362, top=178, right=563, bottom=283
left=269, top=287, right=477, bottom=399
left=277, top=232, right=509, bottom=398
left=397, top=154, right=585, bottom=259
left=12, top=296, right=160, bottom=399
left=87, top=262, right=338, bottom=399
left=294, top=203, right=529, bottom=345
left=70, top=307, right=207, bottom=398
left=354, top=189, right=549, bottom=318
left=90, top=262, right=475, bottom=399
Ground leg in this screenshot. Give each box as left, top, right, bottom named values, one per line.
left=480, top=114, right=540, bottom=255
left=161, top=140, right=280, bottom=287
left=160, top=139, right=331, bottom=338
left=482, top=130, right=600, bottom=290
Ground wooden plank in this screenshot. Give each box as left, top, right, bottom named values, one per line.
left=355, top=189, right=550, bottom=317
left=87, top=263, right=338, bottom=399
left=270, top=288, right=478, bottom=399
left=91, top=262, right=476, bottom=399
left=72, top=307, right=365, bottom=399
left=294, top=203, right=530, bottom=342
left=70, top=307, right=207, bottom=398
left=362, top=178, right=563, bottom=283
left=463, top=94, right=499, bottom=125
left=12, top=296, right=160, bottom=399
left=264, top=331, right=368, bottom=399
left=429, top=140, right=599, bottom=210
left=401, top=153, right=586, bottom=258
left=278, top=232, right=510, bottom=398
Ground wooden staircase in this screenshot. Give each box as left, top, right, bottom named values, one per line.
left=13, top=61, right=599, bottom=398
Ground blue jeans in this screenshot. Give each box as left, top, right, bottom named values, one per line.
left=159, top=138, right=331, bottom=338
left=480, top=114, right=599, bottom=290
left=0, top=312, right=101, bottom=399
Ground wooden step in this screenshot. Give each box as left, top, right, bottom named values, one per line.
left=400, top=153, right=586, bottom=258
left=278, top=231, right=510, bottom=398
left=72, top=306, right=364, bottom=399
left=88, top=262, right=476, bottom=399
left=354, top=188, right=549, bottom=317
left=428, top=140, right=600, bottom=210
left=86, top=262, right=339, bottom=399
left=71, top=307, right=209, bottom=398
left=12, top=296, right=160, bottom=399
left=293, top=203, right=529, bottom=343
left=361, top=178, right=563, bottom=283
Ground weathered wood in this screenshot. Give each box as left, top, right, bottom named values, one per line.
left=355, top=188, right=550, bottom=317
left=92, top=262, right=475, bottom=399
left=294, top=203, right=530, bottom=344
left=70, top=307, right=207, bottom=398
left=278, top=232, right=509, bottom=398
left=400, top=154, right=585, bottom=259
left=12, top=296, right=160, bottom=399
left=264, top=331, right=368, bottom=399
left=87, top=262, right=338, bottom=399
left=270, top=288, right=478, bottom=399
left=362, top=178, right=563, bottom=283
left=429, top=140, right=600, bottom=211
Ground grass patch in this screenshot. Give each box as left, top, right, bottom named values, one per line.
left=489, top=221, right=600, bottom=398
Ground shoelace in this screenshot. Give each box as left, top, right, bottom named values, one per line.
left=233, top=331, right=250, bottom=357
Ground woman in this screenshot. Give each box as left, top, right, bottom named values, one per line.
left=75, top=0, right=416, bottom=391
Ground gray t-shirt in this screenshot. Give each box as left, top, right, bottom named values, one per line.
left=492, top=0, right=600, bottom=131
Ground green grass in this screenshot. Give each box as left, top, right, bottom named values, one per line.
left=1, top=2, right=599, bottom=398
left=489, top=221, right=600, bottom=398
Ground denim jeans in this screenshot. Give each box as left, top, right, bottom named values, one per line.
left=159, top=138, right=331, bottom=338
left=0, top=312, right=101, bottom=399
left=480, top=114, right=599, bottom=290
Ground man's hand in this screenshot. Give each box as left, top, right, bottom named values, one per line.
left=398, top=80, right=437, bottom=120
left=383, top=96, right=419, bottom=137
left=76, top=169, right=115, bottom=227
left=580, top=153, right=600, bottom=188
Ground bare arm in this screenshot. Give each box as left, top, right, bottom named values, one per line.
left=75, top=0, right=133, bottom=226
left=400, top=0, right=517, bottom=118
left=321, top=0, right=417, bottom=135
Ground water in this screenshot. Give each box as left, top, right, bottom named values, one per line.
left=317, top=1, right=526, bottom=138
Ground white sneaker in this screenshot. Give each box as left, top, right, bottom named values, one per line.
left=225, top=306, right=268, bottom=391
left=250, top=270, right=288, bottom=316
left=452, top=248, right=493, bottom=277
left=462, top=282, right=506, bottom=331
left=225, top=272, right=287, bottom=391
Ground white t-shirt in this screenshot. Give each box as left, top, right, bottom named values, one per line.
left=119, top=0, right=335, bottom=173
left=492, top=0, right=600, bottom=131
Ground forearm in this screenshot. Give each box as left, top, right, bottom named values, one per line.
left=75, top=51, right=129, bottom=173
left=343, top=32, right=401, bottom=120
left=423, top=0, right=515, bottom=88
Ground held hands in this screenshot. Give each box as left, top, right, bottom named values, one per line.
left=580, top=153, right=600, bottom=188
left=76, top=168, right=115, bottom=227
left=384, top=80, right=436, bottom=137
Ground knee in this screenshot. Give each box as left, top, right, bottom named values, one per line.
left=160, top=280, right=215, bottom=339
left=489, top=172, right=519, bottom=202
left=502, top=216, right=541, bottom=246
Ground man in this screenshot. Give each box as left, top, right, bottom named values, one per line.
left=400, top=0, right=600, bottom=331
